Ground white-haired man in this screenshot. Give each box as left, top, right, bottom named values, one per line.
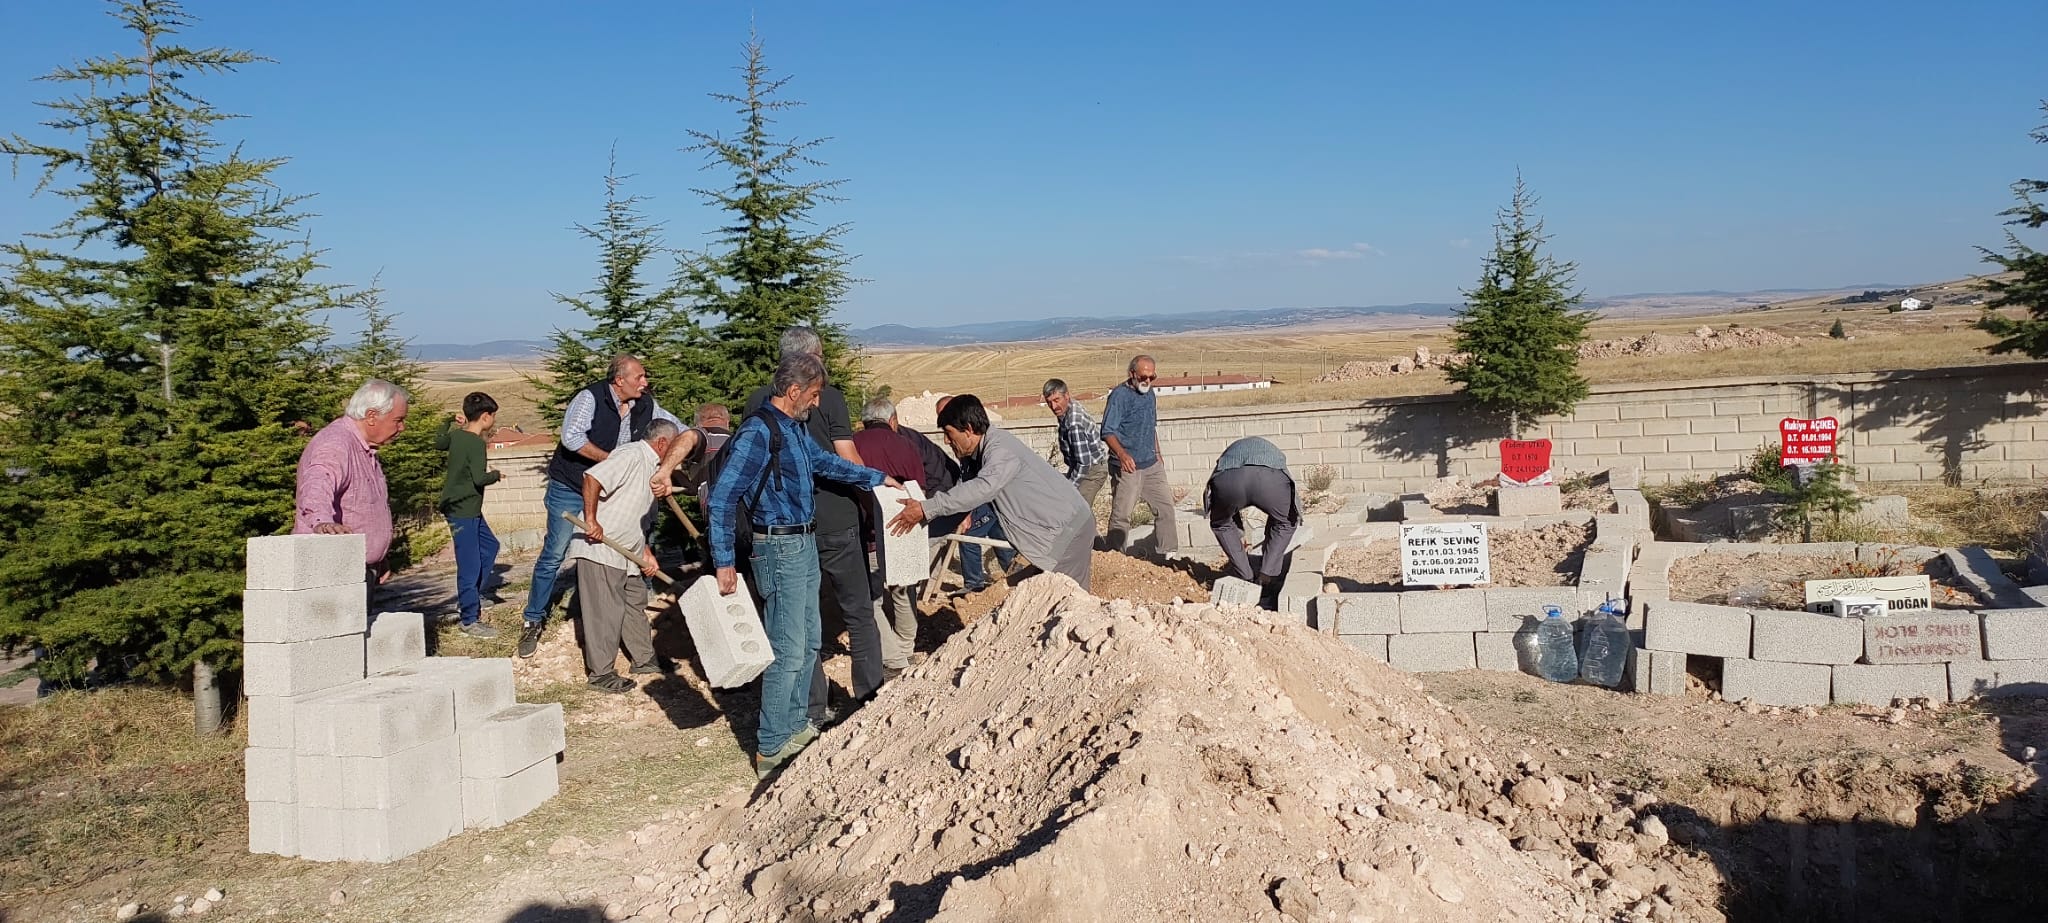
left=294, top=378, right=410, bottom=584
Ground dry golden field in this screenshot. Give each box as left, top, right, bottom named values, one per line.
left=420, top=283, right=2030, bottom=429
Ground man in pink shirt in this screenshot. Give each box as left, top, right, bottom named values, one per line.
left=294, top=379, right=410, bottom=584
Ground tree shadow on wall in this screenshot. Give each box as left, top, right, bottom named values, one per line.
left=1844, top=370, right=2044, bottom=486
left=1348, top=395, right=1508, bottom=481
left=1660, top=689, right=2048, bottom=922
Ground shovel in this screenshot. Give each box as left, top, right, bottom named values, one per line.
left=560, top=512, right=679, bottom=586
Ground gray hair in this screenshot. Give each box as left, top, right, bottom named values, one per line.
left=645, top=419, right=681, bottom=442
left=1042, top=378, right=1068, bottom=399
left=344, top=378, right=409, bottom=420
left=772, top=353, right=827, bottom=397
left=861, top=396, right=895, bottom=426
left=606, top=354, right=642, bottom=382
left=1128, top=354, right=1155, bottom=374
left=694, top=403, right=730, bottom=428
left=778, top=326, right=823, bottom=360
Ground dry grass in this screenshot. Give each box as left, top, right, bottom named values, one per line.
left=0, top=687, right=247, bottom=896
left=1893, top=485, right=2048, bottom=554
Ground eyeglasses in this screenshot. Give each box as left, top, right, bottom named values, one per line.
left=1133, top=375, right=1156, bottom=383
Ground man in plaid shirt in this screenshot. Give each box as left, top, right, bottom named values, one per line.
left=1042, top=379, right=1109, bottom=518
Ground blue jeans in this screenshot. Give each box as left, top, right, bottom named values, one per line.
left=752, top=532, right=821, bottom=757
left=522, top=479, right=584, bottom=625
left=447, top=516, right=500, bottom=625
left=938, top=504, right=1015, bottom=590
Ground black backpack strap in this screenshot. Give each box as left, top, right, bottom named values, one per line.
left=744, top=407, right=784, bottom=512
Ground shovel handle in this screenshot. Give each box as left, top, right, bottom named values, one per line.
left=561, top=511, right=677, bottom=585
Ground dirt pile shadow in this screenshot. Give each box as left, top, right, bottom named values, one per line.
left=1667, top=690, right=2048, bottom=922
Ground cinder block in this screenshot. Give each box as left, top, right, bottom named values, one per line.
left=381, top=658, right=516, bottom=728
left=462, top=756, right=560, bottom=830
left=1863, top=612, right=1982, bottom=663
left=294, top=681, right=456, bottom=758
left=1722, top=658, right=1831, bottom=706
left=296, top=735, right=461, bottom=810
left=1213, top=577, right=1261, bottom=608
left=1400, top=498, right=1435, bottom=521
left=1317, top=593, right=1401, bottom=635
left=243, top=583, right=369, bottom=644
left=244, top=634, right=366, bottom=698
left=461, top=704, right=567, bottom=779
left=296, top=789, right=463, bottom=862
left=1750, top=610, right=1863, bottom=665
left=1342, top=635, right=1389, bottom=662
left=1495, top=485, right=1562, bottom=517
left=1980, top=609, right=2048, bottom=660
left=248, top=800, right=299, bottom=857
left=246, top=533, right=367, bottom=591
left=1278, top=571, right=1324, bottom=618
left=245, top=695, right=297, bottom=750
left=679, top=574, right=776, bottom=688
left=1388, top=632, right=1477, bottom=672
left=1641, top=650, right=1686, bottom=695
left=1577, top=542, right=1633, bottom=597
left=1485, top=588, right=1582, bottom=631
left=872, top=482, right=929, bottom=587
left=364, top=611, right=428, bottom=675
left=1399, top=589, right=1487, bottom=633
left=244, top=746, right=296, bottom=804
left=1608, top=466, right=1641, bottom=490
left=1475, top=631, right=1541, bottom=675
left=1643, top=601, right=1751, bottom=658
left=1832, top=663, right=1951, bottom=705
left=1947, top=659, right=2048, bottom=700
left=1593, top=513, right=1641, bottom=543
left=1944, top=547, right=2037, bottom=608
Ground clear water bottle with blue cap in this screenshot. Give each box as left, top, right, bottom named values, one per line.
left=1535, top=604, right=1580, bottom=682
left=1577, top=596, right=1631, bottom=688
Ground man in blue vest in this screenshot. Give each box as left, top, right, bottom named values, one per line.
left=519, top=354, right=692, bottom=658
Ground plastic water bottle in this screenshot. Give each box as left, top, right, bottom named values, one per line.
left=1535, top=605, right=1580, bottom=683
left=1577, top=598, right=1631, bottom=688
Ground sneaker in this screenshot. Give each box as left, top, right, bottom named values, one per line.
left=517, top=622, right=544, bottom=658
left=460, top=622, right=499, bottom=640
left=752, top=732, right=814, bottom=780
left=587, top=673, right=635, bottom=694
left=789, top=723, right=821, bottom=749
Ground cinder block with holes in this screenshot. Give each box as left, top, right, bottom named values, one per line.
left=680, top=574, right=776, bottom=687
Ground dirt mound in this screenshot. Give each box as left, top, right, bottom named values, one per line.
left=1577, top=326, right=1797, bottom=360
left=623, top=575, right=1720, bottom=922
left=1314, top=346, right=1468, bottom=383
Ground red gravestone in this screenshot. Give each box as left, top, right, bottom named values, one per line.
left=1499, top=438, right=1554, bottom=486
left=1778, top=417, right=1839, bottom=466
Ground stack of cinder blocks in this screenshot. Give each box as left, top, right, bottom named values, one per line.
left=243, top=534, right=565, bottom=862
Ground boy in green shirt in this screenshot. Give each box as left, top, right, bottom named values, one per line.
left=439, top=392, right=504, bottom=638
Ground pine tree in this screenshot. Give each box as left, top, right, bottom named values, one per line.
left=680, top=35, right=864, bottom=403
left=1828, top=319, right=1847, bottom=339
left=1446, top=175, right=1594, bottom=434
left=1976, top=100, right=2048, bottom=358
left=532, top=149, right=711, bottom=422
left=337, top=282, right=442, bottom=567
left=0, top=0, right=338, bottom=687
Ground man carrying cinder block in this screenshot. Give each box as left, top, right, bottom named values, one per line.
left=710, top=353, right=895, bottom=780
left=851, top=396, right=931, bottom=681
left=570, top=420, right=681, bottom=693
left=888, top=395, right=1095, bottom=588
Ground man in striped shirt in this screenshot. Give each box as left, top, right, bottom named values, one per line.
left=708, top=353, right=897, bottom=780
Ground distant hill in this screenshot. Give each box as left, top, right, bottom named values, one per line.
left=847, top=303, right=1464, bottom=347
left=409, top=340, right=548, bottom=361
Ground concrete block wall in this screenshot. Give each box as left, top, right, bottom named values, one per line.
left=243, top=535, right=565, bottom=862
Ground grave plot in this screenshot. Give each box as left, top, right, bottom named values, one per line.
left=1666, top=546, right=1983, bottom=611
left=1323, top=521, right=1593, bottom=591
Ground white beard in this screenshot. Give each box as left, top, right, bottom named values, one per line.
left=1133, top=382, right=1152, bottom=395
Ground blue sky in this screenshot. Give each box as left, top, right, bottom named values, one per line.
left=1, top=1, right=2042, bottom=343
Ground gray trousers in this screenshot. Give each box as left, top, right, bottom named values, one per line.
left=1207, top=465, right=1299, bottom=581
left=1074, top=462, right=1109, bottom=513
left=574, top=559, right=653, bottom=679
left=1107, top=460, right=1177, bottom=553
left=1047, top=523, right=1095, bottom=587
left=876, top=584, right=917, bottom=670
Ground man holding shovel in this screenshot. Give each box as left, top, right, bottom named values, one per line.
left=569, top=419, right=682, bottom=693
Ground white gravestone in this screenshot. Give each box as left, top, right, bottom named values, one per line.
left=1802, top=575, right=1933, bottom=614
left=1400, top=522, right=1490, bottom=586
left=679, top=574, right=775, bottom=687
left=873, top=482, right=930, bottom=588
